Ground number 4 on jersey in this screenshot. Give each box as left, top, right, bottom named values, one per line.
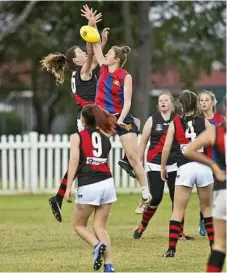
left=181, top=120, right=203, bottom=153
left=185, top=121, right=196, bottom=141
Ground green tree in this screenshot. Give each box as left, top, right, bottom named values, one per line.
left=0, top=1, right=225, bottom=129
left=0, top=1, right=87, bottom=133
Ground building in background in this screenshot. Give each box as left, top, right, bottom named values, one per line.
left=150, top=64, right=226, bottom=115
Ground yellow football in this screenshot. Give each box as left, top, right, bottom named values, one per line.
left=80, top=25, right=100, bottom=43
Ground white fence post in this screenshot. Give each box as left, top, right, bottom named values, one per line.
left=29, top=132, right=38, bottom=193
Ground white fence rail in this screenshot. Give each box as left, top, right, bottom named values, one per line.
left=0, top=132, right=141, bottom=194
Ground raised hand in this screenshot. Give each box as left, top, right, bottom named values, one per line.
left=101, top=28, right=110, bottom=44
left=81, top=4, right=102, bottom=26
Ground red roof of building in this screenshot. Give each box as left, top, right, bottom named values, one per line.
left=152, top=69, right=226, bottom=89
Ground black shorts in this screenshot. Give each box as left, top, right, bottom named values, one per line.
left=115, top=113, right=138, bottom=137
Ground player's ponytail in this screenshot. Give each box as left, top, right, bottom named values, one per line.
left=179, top=90, right=197, bottom=117
left=41, top=46, right=80, bottom=84
left=82, top=105, right=117, bottom=135
left=40, top=52, right=67, bottom=84
left=179, top=90, right=198, bottom=128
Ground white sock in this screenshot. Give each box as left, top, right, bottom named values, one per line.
left=141, top=185, right=150, bottom=199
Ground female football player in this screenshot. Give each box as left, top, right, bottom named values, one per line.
left=65, top=104, right=117, bottom=272
left=161, top=90, right=214, bottom=258
left=185, top=116, right=226, bottom=272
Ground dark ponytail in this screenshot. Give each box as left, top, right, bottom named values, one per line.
left=179, top=89, right=198, bottom=128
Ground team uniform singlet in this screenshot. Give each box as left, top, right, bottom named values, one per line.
left=146, top=112, right=178, bottom=172
left=71, top=66, right=97, bottom=112
left=173, top=115, right=206, bottom=167
left=76, top=128, right=112, bottom=187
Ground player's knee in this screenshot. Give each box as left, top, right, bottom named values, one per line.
left=150, top=195, right=163, bottom=207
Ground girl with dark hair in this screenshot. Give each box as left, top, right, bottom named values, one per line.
left=91, top=35, right=151, bottom=212
left=65, top=104, right=117, bottom=273
left=185, top=120, right=226, bottom=272
left=197, top=90, right=224, bottom=236
left=161, top=90, right=214, bottom=258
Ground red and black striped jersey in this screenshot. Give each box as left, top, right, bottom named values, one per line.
left=173, top=115, right=206, bottom=167
left=77, top=128, right=112, bottom=187
left=71, top=66, right=97, bottom=112
left=213, top=122, right=226, bottom=190
left=147, top=112, right=178, bottom=165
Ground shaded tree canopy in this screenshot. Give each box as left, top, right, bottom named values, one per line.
left=0, top=1, right=225, bottom=130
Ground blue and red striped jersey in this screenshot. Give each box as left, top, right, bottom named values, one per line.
left=95, top=65, right=128, bottom=114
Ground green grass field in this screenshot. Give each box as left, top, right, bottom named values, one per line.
left=0, top=193, right=212, bottom=272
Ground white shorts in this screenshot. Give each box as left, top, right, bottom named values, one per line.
left=77, top=118, right=84, bottom=132
left=175, top=162, right=214, bottom=188
left=75, top=178, right=117, bottom=206
left=213, top=189, right=226, bottom=221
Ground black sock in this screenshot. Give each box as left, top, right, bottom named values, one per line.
left=200, top=212, right=204, bottom=221
left=206, top=250, right=226, bottom=272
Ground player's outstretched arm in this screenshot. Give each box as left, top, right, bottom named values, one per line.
left=138, top=117, right=153, bottom=162
left=116, top=74, right=132, bottom=126
left=80, top=5, right=102, bottom=76
left=91, top=28, right=110, bottom=70
left=92, top=42, right=107, bottom=67
left=185, top=127, right=226, bottom=181
left=81, top=5, right=109, bottom=70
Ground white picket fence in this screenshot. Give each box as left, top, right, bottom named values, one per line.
left=0, top=132, right=141, bottom=194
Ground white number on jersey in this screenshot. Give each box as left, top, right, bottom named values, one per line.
left=181, top=120, right=203, bottom=153
left=185, top=120, right=196, bottom=141
left=71, top=71, right=77, bottom=94
left=92, top=132, right=102, bottom=157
